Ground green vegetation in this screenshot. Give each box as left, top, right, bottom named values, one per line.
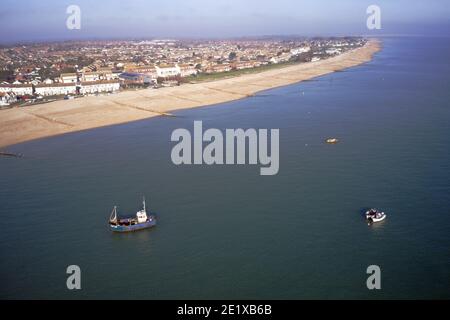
left=187, top=60, right=302, bottom=83
left=228, top=52, right=237, bottom=60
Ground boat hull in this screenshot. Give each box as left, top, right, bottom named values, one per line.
left=366, top=213, right=386, bottom=223
left=110, top=219, right=156, bottom=232
left=370, top=215, right=386, bottom=222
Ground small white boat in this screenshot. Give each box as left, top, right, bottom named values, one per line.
left=325, top=138, right=339, bottom=144
left=365, top=208, right=386, bottom=223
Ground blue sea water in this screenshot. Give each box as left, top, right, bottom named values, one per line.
left=0, top=37, right=449, bottom=299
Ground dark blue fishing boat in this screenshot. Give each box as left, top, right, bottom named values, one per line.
left=109, top=197, right=156, bottom=232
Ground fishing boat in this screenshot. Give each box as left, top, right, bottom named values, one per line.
left=365, top=208, right=386, bottom=223
left=109, top=197, right=156, bottom=232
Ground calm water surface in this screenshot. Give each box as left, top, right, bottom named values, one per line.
left=1, top=37, right=449, bottom=299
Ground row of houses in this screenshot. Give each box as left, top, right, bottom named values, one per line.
left=0, top=80, right=120, bottom=97
left=124, top=63, right=198, bottom=79
left=60, top=68, right=119, bottom=84
left=203, top=60, right=268, bottom=74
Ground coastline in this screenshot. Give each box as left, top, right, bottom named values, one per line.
left=0, top=39, right=381, bottom=149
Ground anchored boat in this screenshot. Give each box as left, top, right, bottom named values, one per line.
left=325, top=138, right=339, bottom=144
left=109, top=197, right=156, bottom=232
left=365, top=208, right=386, bottom=224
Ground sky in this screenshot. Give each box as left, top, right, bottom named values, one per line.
left=0, top=0, right=449, bottom=43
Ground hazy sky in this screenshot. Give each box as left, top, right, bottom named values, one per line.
left=1, top=0, right=449, bottom=43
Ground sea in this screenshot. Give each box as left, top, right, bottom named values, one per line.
left=0, top=36, right=449, bottom=299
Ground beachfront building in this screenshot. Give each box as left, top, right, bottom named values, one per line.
left=325, top=48, right=341, bottom=55
left=124, top=65, right=158, bottom=80
left=178, top=64, right=197, bottom=77
left=34, top=83, right=77, bottom=96
left=81, top=72, right=101, bottom=82
left=270, top=52, right=292, bottom=64
left=291, top=46, right=311, bottom=55
left=119, top=72, right=154, bottom=85
left=79, top=80, right=120, bottom=94
left=0, top=83, right=33, bottom=95
left=205, top=63, right=232, bottom=73
left=81, top=68, right=115, bottom=82
left=97, top=67, right=115, bottom=80
left=233, top=61, right=257, bottom=70
left=155, top=64, right=180, bottom=78
left=60, top=73, right=78, bottom=84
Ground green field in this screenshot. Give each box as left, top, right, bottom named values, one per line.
left=186, top=61, right=303, bottom=83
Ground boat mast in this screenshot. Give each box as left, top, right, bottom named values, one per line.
left=110, top=206, right=117, bottom=222
left=143, top=196, right=146, bottom=212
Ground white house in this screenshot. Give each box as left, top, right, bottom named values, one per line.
left=155, top=64, right=180, bottom=78
left=177, top=64, right=197, bottom=77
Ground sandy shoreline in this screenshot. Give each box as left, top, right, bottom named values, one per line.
left=0, top=40, right=381, bottom=149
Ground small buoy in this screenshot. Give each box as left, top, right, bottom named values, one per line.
left=325, top=138, right=339, bottom=144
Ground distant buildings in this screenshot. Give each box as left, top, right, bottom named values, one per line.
left=291, top=46, right=311, bottom=55
left=325, top=48, right=341, bottom=55
left=0, top=37, right=365, bottom=106
left=233, top=61, right=258, bottom=70
left=205, top=64, right=231, bottom=73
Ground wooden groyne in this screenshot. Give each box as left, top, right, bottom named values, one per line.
left=110, top=100, right=177, bottom=117
left=0, top=151, right=23, bottom=158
